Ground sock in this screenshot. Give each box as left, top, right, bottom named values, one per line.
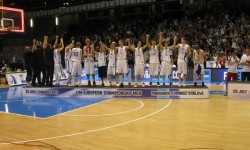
left=162, top=75, right=166, bottom=84
left=183, top=75, right=186, bottom=85
left=150, top=75, right=153, bottom=82
left=78, top=75, right=81, bottom=84
left=194, top=74, right=198, bottom=82
left=178, top=74, right=181, bottom=84
left=127, top=74, right=131, bottom=83
left=135, top=76, right=138, bottom=84
left=92, top=74, right=95, bottom=81
left=86, top=74, right=90, bottom=81
left=168, top=75, right=172, bottom=83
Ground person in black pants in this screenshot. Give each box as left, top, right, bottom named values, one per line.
left=31, top=39, right=43, bottom=86
left=23, top=46, right=32, bottom=86
left=43, top=36, right=54, bottom=87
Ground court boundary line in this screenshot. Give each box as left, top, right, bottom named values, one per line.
left=60, top=99, right=144, bottom=117
left=43, top=98, right=114, bottom=119
left=0, top=99, right=172, bottom=145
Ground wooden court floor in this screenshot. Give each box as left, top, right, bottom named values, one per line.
left=1, top=85, right=250, bottom=150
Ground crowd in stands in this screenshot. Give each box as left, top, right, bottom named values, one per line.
left=2, top=1, right=249, bottom=69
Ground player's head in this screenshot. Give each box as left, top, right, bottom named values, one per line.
left=110, top=42, right=116, bottom=49
left=85, top=39, right=90, bottom=45
left=75, top=42, right=81, bottom=48
left=25, top=46, right=31, bottom=52
left=36, top=41, right=42, bottom=48
left=164, top=40, right=169, bottom=47
left=55, top=44, right=61, bottom=49
left=181, top=37, right=186, bottom=44
left=246, top=49, right=250, bottom=56
left=194, top=45, right=200, bottom=51
left=151, top=38, right=156, bottom=46
left=100, top=45, right=105, bottom=52
left=137, top=41, right=142, bottom=47
left=118, top=39, right=123, bottom=47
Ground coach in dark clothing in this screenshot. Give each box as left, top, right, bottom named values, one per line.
left=23, top=46, right=32, bottom=85
left=31, top=40, right=43, bottom=86
left=43, top=36, right=54, bottom=86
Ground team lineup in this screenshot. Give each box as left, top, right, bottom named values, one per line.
left=37, top=32, right=206, bottom=88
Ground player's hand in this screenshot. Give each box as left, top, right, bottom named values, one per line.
left=160, top=32, right=163, bottom=36
left=60, top=37, right=63, bottom=42
left=56, top=36, right=59, bottom=39
left=99, top=41, right=103, bottom=45
left=126, top=38, right=130, bottom=42
left=33, top=39, right=36, bottom=43
left=174, top=35, right=177, bottom=41
left=146, top=34, right=149, bottom=38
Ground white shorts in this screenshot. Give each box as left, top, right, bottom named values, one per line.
left=116, top=60, right=128, bottom=74
left=107, top=65, right=116, bottom=75
left=65, top=59, right=73, bottom=73
left=72, top=61, right=82, bottom=76
left=134, top=64, right=144, bottom=76
left=84, top=61, right=94, bottom=74
left=160, top=61, right=172, bottom=76
left=194, top=64, right=204, bottom=75
left=177, top=59, right=187, bottom=74
left=54, top=63, right=63, bottom=76
left=149, top=63, right=159, bottom=75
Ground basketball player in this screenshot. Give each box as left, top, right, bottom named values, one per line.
left=43, top=36, right=54, bottom=87
left=129, top=41, right=147, bottom=87
left=23, top=46, right=32, bottom=86
left=53, top=37, right=64, bottom=87
left=159, top=38, right=173, bottom=87
left=173, top=36, right=191, bottom=86
left=116, top=38, right=131, bottom=87
left=100, top=41, right=117, bottom=86
left=71, top=42, right=82, bottom=86
left=146, top=32, right=163, bottom=86
left=65, top=39, right=75, bottom=86
left=193, top=45, right=205, bottom=86
left=239, top=48, right=250, bottom=81
left=225, top=52, right=239, bottom=96
left=83, top=39, right=96, bottom=87
left=31, top=39, right=42, bottom=86
left=96, top=44, right=108, bottom=86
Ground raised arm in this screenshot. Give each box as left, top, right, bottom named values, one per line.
left=66, top=40, right=75, bottom=53
left=158, top=32, right=163, bottom=50
left=99, top=41, right=110, bottom=52
left=32, top=39, right=37, bottom=53
left=57, top=37, right=64, bottom=52
left=53, top=36, right=59, bottom=48
left=172, top=35, right=180, bottom=50
left=125, top=38, right=131, bottom=50
left=146, top=34, right=151, bottom=49
left=43, top=36, right=48, bottom=49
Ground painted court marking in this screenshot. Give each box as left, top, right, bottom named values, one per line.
left=60, top=99, right=144, bottom=117
left=0, top=96, right=45, bottom=103
left=0, top=99, right=172, bottom=145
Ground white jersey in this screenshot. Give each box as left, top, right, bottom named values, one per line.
left=149, top=46, right=159, bottom=64
left=228, top=57, right=239, bottom=73
left=108, top=49, right=116, bottom=66
left=71, top=48, right=82, bottom=63
left=178, top=44, right=189, bottom=61
left=83, top=46, right=93, bottom=62
left=117, top=46, right=127, bottom=60
left=193, top=49, right=204, bottom=64
left=240, top=54, right=250, bottom=72
left=65, top=48, right=72, bottom=60
left=134, top=48, right=144, bottom=65
left=54, top=49, right=61, bottom=64
left=161, top=47, right=172, bottom=62
left=98, top=52, right=106, bottom=67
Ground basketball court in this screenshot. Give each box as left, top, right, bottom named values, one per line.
left=1, top=82, right=250, bottom=150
